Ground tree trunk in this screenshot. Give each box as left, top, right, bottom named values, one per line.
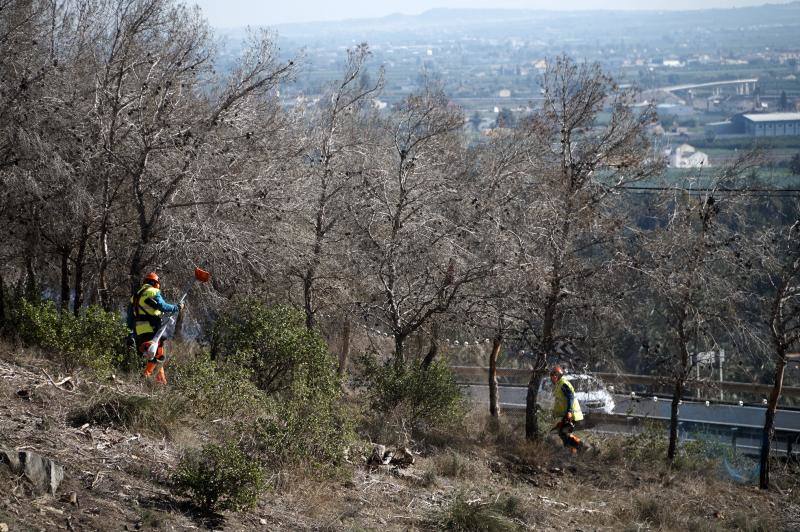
left=527, top=286, right=556, bottom=441
left=338, top=318, right=351, bottom=377
left=525, top=350, right=548, bottom=440
left=394, top=333, right=406, bottom=368
left=98, top=175, right=112, bottom=311
left=24, top=254, right=38, bottom=301
left=60, top=249, right=70, bottom=312
left=759, top=356, right=786, bottom=490
left=173, top=309, right=185, bottom=341
left=130, top=244, right=145, bottom=295
left=667, top=377, right=683, bottom=462
left=302, top=265, right=317, bottom=330
left=73, top=227, right=87, bottom=316
left=98, top=222, right=110, bottom=310
left=525, top=365, right=545, bottom=440
left=0, top=272, right=6, bottom=328
left=489, top=337, right=502, bottom=417
left=421, top=322, right=440, bottom=370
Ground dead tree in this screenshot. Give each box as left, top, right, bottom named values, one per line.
left=632, top=170, right=750, bottom=463
left=501, top=56, right=659, bottom=440
left=350, top=82, right=489, bottom=367
left=752, top=221, right=800, bottom=488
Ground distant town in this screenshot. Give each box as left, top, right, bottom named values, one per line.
left=219, top=2, right=800, bottom=176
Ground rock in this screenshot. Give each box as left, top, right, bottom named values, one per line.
left=0, top=523, right=8, bottom=532
left=391, top=447, right=415, bottom=467
left=368, top=445, right=387, bottom=466
left=259, top=518, right=267, bottom=525
left=1, top=449, right=64, bottom=495
left=368, top=444, right=395, bottom=465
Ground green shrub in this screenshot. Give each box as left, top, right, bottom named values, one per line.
left=208, top=301, right=335, bottom=396
left=357, top=355, right=465, bottom=433
left=9, top=299, right=127, bottom=375
left=250, top=342, right=352, bottom=465
left=433, top=491, right=523, bottom=531
left=208, top=301, right=351, bottom=466
left=252, top=394, right=353, bottom=467
left=622, top=422, right=668, bottom=465
left=170, top=351, right=268, bottom=421
left=173, top=442, right=264, bottom=512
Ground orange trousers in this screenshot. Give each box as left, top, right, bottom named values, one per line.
left=139, top=339, right=167, bottom=384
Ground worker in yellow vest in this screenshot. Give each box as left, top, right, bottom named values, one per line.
left=550, top=366, right=584, bottom=453
left=127, top=272, right=183, bottom=384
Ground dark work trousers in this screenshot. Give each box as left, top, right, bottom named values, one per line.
left=558, top=420, right=583, bottom=450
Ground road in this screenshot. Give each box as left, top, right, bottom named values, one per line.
left=464, top=384, right=800, bottom=432
left=465, top=384, right=800, bottom=455
left=658, top=78, right=758, bottom=92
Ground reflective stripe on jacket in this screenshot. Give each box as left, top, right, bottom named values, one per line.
left=553, top=376, right=584, bottom=421
left=131, top=285, right=164, bottom=335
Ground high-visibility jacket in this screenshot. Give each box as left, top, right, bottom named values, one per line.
left=553, top=376, right=584, bottom=422
left=130, top=284, right=170, bottom=336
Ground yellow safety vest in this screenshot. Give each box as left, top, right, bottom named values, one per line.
left=131, top=285, right=163, bottom=336
left=553, top=376, right=584, bottom=421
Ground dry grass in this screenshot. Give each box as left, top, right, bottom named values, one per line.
left=432, top=451, right=480, bottom=480
left=1, top=340, right=798, bottom=531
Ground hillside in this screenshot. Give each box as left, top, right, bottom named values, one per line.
left=258, top=2, right=800, bottom=44
left=1, top=344, right=798, bottom=531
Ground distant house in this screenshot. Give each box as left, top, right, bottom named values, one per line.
left=666, top=144, right=710, bottom=168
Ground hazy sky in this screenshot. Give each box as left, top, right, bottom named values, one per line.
left=191, top=0, right=791, bottom=26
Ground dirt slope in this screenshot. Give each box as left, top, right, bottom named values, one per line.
left=1, top=349, right=799, bottom=531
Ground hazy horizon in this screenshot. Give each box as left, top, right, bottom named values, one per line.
left=192, top=0, right=797, bottom=27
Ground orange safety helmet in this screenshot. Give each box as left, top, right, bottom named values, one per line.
left=144, top=272, right=160, bottom=288
left=549, top=365, right=564, bottom=382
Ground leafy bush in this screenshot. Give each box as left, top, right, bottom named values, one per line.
left=170, top=351, right=268, bottom=421
left=433, top=491, right=523, bottom=531
left=173, top=442, right=264, bottom=512
left=251, top=393, right=353, bottom=467
left=620, top=422, right=668, bottom=465
left=208, top=301, right=351, bottom=466
left=9, top=299, right=127, bottom=374
left=357, top=355, right=465, bottom=433
left=208, top=301, right=335, bottom=395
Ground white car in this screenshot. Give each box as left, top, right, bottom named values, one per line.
left=538, top=373, right=616, bottom=415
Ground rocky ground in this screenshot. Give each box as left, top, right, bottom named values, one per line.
left=1, top=347, right=799, bottom=531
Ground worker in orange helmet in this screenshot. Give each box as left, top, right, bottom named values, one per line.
left=126, top=272, right=183, bottom=384
left=550, top=365, right=585, bottom=454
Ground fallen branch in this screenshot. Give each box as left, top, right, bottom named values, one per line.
left=41, top=369, right=75, bottom=393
